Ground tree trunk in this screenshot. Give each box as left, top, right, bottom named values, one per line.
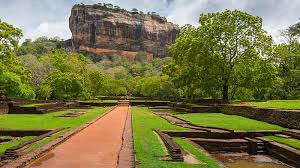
left=222, top=80, right=229, bottom=101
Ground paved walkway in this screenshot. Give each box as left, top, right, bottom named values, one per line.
left=27, top=105, right=129, bottom=168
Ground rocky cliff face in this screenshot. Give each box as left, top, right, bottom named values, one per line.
left=69, top=4, right=179, bottom=60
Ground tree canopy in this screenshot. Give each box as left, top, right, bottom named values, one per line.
left=166, top=10, right=275, bottom=100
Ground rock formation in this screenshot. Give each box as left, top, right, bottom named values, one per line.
left=69, top=4, right=179, bottom=60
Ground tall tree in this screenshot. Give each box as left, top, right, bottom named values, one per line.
left=0, top=19, right=22, bottom=56
left=0, top=20, right=35, bottom=98
left=167, top=10, right=274, bottom=100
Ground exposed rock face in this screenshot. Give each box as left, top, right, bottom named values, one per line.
left=69, top=4, right=179, bottom=59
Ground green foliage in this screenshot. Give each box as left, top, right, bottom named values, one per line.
left=0, top=20, right=34, bottom=99
left=136, top=75, right=177, bottom=98
left=36, top=84, right=52, bottom=100
left=0, top=19, right=22, bottom=56
left=0, top=70, right=35, bottom=99
left=46, top=72, right=86, bottom=99
left=17, top=37, right=65, bottom=56
left=272, top=40, right=300, bottom=99
left=167, top=10, right=274, bottom=100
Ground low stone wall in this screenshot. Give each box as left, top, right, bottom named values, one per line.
left=0, top=101, right=8, bottom=114
left=130, top=101, right=169, bottom=106
left=8, top=102, right=68, bottom=114
left=78, top=102, right=117, bottom=106
left=260, top=138, right=300, bottom=167
left=162, top=130, right=281, bottom=139
left=0, top=130, right=51, bottom=137
left=170, top=102, right=300, bottom=129
left=190, top=138, right=249, bottom=153
left=218, top=105, right=300, bottom=129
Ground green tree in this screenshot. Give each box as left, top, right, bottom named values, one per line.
left=46, top=72, right=86, bottom=99
left=167, top=10, right=274, bottom=100
left=86, top=65, right=109, bottom=97
left=0, top=19, right=22, bottom=56
left=0, top=20, right=34, bottom=99
left=17, top=37, right=65, bottom=56
left=273, top=39, right=300, bottom=99
left=136, top=76, right=176, bottom=98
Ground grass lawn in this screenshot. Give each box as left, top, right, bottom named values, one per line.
left=249, top=100, right=300, bottom=109
left=0, top=136, right=36, bottom=154
left=176, top=113, right=284, bottom=130
left=0, top=107, right=109, bottom=155
left=265, top=136, right=300, bottom=150
left=132, top=107, right=219, bottom=168
left=0, top=107, right=108, bottom=130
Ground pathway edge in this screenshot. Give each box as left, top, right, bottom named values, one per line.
left=2, top=106, right=118, bottom=168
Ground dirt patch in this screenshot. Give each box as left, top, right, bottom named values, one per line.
left=181, top=149, right=200, bottom=164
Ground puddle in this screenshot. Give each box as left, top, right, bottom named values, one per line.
left=28, top=153, right=55, bottom=167
left=213, top=153, right=291, bottom=168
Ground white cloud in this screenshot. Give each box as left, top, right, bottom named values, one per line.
left=25, top=20, right=71, bottom=40
left=0, top=0, right=300, bottom=43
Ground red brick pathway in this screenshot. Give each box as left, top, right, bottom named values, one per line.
left=27, top=105, right=129, bottom=168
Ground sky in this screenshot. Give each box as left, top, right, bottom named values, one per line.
left=0, top=0, right=299, bottom=43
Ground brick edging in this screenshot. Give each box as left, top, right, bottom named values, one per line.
left=117, top=105, right=135, bottom=168
left=1, top=106, right=118, bottom=168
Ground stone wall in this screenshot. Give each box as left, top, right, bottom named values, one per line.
left=0, top=101, right=8, bottom=114
left=170, top=102, right=300, bottom=129
left=218, top=105, right=300, bottom=129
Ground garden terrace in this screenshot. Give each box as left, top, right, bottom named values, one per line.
left=169, top=101, right=300, bottom=129
left=0, top=107, right=109, bottom=167
left=7, top=102, right=68, bottom=114
left=0, top=128, right=64, bottom=160
left=151, top=107, right=299, bottom=167
left=132, top=106, right=221, bottom=168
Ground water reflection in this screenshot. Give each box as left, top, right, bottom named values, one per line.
left=213, top=153, right=291, bottom=168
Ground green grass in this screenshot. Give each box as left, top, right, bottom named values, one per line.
left=249, top=100, right=300, bottom=109
left=0, top=136, right=36, bottom=154
left=265, top=136, right=300, bottom=149
left=132, top=107, right=219, bottom=168
left=0, top=107, right=109, bottom=155
left=176, top=113, right=285, bottom=130
left=0, top=107, right=108, bottom=130
left=174, top=138, right=219, bottom=168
